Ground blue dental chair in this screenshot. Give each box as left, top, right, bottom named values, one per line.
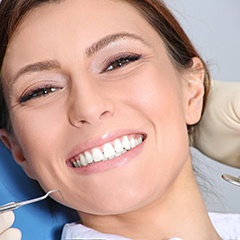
left=0, top=140, right=79, bottom=240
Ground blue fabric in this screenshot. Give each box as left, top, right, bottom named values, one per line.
left=0, top=140, right=79, bottom=240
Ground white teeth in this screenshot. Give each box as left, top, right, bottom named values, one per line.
left=73, top=161, right=79, bottom=168
left=130, top=137, right=136, bottom=148
left=84, top=151, right=93, bottom=164
left=122, top=136, right=130, bottom=150
left=92, top=148, right=104, bottom=162
left=77, top=159, right=82, bottom=167
left=71, top=135, right=144, bottom=168
left=137, top=137, right=143, bottom=145
left=103, top=143, right=116, bottom=160
left=80, top=154, right=88, bottom=167
left=114, top=139, right=124, bottom=153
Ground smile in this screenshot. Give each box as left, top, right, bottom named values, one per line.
left=69, top=135, right=144, bottom=168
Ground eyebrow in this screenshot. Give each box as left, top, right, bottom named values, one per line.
left=10, top=60, right=61, bottom=86
left=85, top=32, right=152, bottom=57
left=10, top=33, right=151, bottom=86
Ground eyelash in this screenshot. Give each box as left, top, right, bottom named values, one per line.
left=19, top=53, right=142, bottom=103
left=20, top=85, right=62, bottom=103
left=102, top=53, right=142, bottom=72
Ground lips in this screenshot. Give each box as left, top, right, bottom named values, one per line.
left=68, top=134, right=144, bottom=168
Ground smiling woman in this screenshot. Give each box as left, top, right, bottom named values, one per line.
left=0, top=0, right=238, bottom=240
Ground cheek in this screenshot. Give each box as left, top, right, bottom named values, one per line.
left=10, top=104, right=66, bottom=164
left=10, top=108, right=71, bottom=201
left=120, top=67, right=186, bottom=125
left=125, top=69, right=190, bottom=180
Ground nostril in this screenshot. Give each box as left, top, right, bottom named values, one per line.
left=99, top=110, right=112, bottom=120
left=68, top=115, right=90, bottom=128
left=79, top=120, right=89, bottom=124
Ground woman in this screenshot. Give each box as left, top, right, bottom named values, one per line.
left=0, top=0, right=238, bottom=239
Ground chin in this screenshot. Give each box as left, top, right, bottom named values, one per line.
left=80, top=188, right=158, bottom=216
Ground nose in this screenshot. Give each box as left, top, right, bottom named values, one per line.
left=68, top=79, right=114, bottom=127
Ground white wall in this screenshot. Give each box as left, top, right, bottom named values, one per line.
left=165, top=0, right=240, bottom=212
left=166, top=0, right=240, bottom=82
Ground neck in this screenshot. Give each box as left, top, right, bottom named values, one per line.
left=79, top=159, right=221, bottom=240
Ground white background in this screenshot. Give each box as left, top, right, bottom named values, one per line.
left=166, top=0, right=240, bottom=82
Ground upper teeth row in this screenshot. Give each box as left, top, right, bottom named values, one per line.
left=71, top=135, right=143, bottom=168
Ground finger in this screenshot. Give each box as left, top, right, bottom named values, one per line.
left=0, top=211, right=15, bottom=233
left=0, top=228, right=22, bottom=240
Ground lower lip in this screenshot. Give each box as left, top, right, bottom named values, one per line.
left=69, top=141, right=145, bottom=175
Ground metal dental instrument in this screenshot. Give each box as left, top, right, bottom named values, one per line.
left=0, top=189, right=59, bottom=214
left=222, top=174, right=240, bottom=187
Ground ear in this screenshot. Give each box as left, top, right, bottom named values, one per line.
left=184, top=57, right=205, bottom=125
left=0, top=128, right=36, bottom=179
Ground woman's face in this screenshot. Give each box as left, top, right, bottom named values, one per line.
left=1, top=0, right=202, bottom=214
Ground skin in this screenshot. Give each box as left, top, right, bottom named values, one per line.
left=0, top=0, right=220, bottom=239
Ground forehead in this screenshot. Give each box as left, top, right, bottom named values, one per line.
left=8, top=0, right=149, bottom=45
left=2, top=0, right=166, bottom=82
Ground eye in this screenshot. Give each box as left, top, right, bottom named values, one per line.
left=103, top=53, right=142, bottom=72
left=20, top=85, right=62, bottom=103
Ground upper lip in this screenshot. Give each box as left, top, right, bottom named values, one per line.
left=65, top=130, right=146, bottom=162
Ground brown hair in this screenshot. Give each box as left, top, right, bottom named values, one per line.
left=0, top=0, right=210, bottom=135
